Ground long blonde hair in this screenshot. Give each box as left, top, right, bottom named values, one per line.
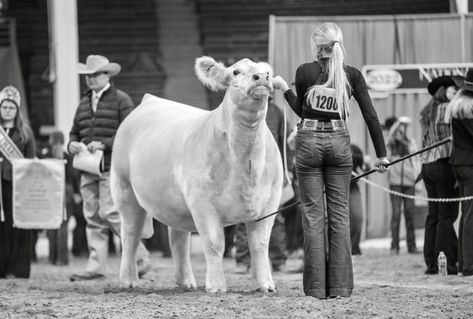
left=445, top=89, right=473, bottom=121
left=306, top=22, right=351, bottom=119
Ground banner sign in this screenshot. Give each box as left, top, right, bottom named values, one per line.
left=362, top=63, right=473, bottom=94
left=12, top=158, right=65, bottom=229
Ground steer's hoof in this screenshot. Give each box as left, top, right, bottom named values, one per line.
left=256, top=287, right=276, bottom=293
left=206, top=285, right=227, bottom=293
left=256, top=284, right=276, bottom=293
left=176, top=282, right=197, bottom=290
left=119, top=280, right=138, bottom=289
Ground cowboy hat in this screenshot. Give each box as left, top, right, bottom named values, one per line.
left=0, top=86, right=21, bottom=106
left=452, top=69, right=473, bottom=92
left=77, top=55, right=121, bottom=76
left=427, top=76, right=455, bottom=96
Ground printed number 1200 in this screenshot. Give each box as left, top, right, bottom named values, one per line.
left=314, top=95, right=338, bottom=111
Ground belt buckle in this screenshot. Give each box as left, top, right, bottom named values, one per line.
left=303, top=119, right=317, bottom=130
left=318, top=121, right=332, bottom=131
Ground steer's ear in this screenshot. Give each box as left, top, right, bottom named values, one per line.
left=195, top=56, right=230, bottom=91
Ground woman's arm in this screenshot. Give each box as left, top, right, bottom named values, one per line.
left=351, top=68, right=387, bottom=158
left=273, top=66, right=306, bottom=117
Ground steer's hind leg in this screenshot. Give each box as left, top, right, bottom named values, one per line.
left=246, top=217, right=275, bottom=292
left=114, top=180, right=147, bottom=288
left=169, top=227, right=196, bottom=289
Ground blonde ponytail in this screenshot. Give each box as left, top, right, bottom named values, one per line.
left=445, top=89, right=473, bottom=121
left=305, top=23, right=351, bottom=119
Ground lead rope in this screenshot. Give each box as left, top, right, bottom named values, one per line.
left=282, top=102, right=291, bottom=185
left=358, top=176, right=473, bottom=202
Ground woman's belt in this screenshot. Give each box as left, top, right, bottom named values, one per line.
left=299, top=119, right=347, bottom=131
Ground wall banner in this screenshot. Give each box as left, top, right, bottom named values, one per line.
left=362, top=63, right=473, bottom=94
left=12, top=158, right=65, bottom=229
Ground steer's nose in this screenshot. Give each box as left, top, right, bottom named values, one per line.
left=252, top=72, right=270, bottom=84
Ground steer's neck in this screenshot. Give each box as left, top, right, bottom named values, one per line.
left=215, top=94, right=268, bottom=160
left=220, top=93, right=267, bottom=128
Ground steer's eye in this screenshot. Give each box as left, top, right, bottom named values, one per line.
left=233, top=70, right=240, bottom=76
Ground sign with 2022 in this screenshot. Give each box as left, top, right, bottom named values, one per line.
left=362, top=63, right=473, bottom=94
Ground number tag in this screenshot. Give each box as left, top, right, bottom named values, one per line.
left=310, top=87, right=338, bottom=113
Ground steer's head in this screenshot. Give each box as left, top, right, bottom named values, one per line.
left=195, top=56, right=273, bottom=108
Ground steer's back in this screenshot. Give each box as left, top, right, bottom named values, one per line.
left=112, top=94, right=209, bottom=230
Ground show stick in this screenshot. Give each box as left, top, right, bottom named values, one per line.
left=254, top=137, right=452, bottom=223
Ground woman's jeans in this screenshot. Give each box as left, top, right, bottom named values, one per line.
left=422, top=159, right=458, bottom=274
left=295, top=129, right=353, bottom=299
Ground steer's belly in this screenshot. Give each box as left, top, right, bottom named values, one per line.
left=139, top=197, right=198, bottom=232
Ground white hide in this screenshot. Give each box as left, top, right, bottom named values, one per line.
left=111, top=56, right=283, bottom=293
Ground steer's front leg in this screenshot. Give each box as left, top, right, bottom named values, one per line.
left=192, top=206, right=227, bottom=293
left=246, top=217, right=276, bottom=292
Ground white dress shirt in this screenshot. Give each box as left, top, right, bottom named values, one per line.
left=91, top=83, right=110, bottom=113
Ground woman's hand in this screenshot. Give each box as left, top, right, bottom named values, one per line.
left=272, top=76, right=290, bottom=92
left=374, top=157, right=390, bottom=173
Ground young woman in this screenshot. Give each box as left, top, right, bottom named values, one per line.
left=0, top=86, right=36, bottom=278
left=420, top=76, right=459, bottom=275
left=445, top=69, right=473, bottom=277
left=273, top=22, right=388, bottom=299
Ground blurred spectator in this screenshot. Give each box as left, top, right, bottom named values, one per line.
left=282, top=126, right=303, bottom=257
left=143, top=220, right=171, bottom=258
left=233, top=97, right=289, bottom=273
left=0, top=86, right=36, bottom=278
left=68, top=55, right=150, bottom=281
left=420, top=76, right=459, bottom=275
left=385, top=116, right=420, bottom=254
left=46, top=131, right=82, bottom=265
left=71, top=207, right=88, bottom=257
left=445, top=69, right=473, bottom=277
left=223, top=225, right=235, bottom=258
left=349, top=144, right=371, bottom=255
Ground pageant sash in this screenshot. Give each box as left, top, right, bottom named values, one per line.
left=0, top=124, right=21, bottom=222
left=0, top=126, right=24, bottom=161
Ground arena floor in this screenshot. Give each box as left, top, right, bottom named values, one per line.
left=1, top=232, right=472, bottom=318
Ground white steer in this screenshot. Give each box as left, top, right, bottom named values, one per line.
left=111, top=56, right=283, bottom=293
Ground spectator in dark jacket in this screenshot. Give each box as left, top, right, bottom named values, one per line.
left=68, top=55, right=150, bottom=281
left=446, top=69, right=473, bottom=276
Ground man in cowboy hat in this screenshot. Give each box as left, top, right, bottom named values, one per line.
left=68, top=55, right=150, bottom=281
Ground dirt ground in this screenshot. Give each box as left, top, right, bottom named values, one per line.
left=1, top=236, right=472, bottom=319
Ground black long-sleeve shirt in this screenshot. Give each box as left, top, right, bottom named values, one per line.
left=283, top=60, right=387, bottom=158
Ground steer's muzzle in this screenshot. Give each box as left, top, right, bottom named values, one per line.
left=252, top=72, right=270, bottom=85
